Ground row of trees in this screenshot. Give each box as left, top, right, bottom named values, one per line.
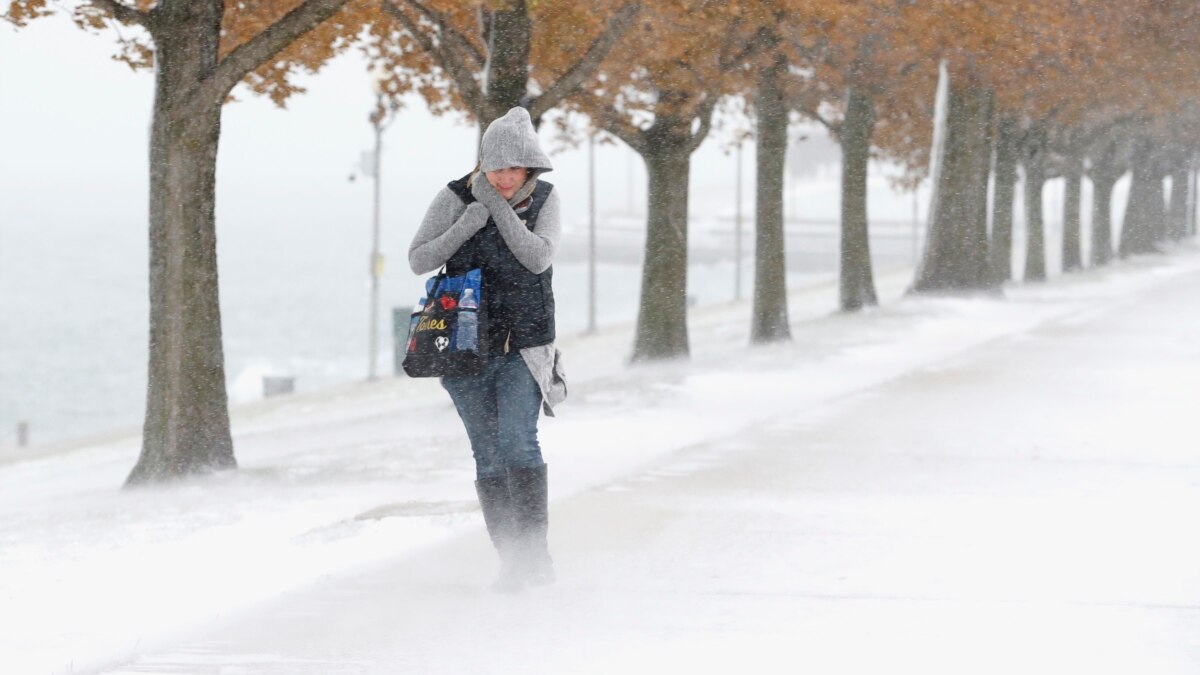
left=7, top=0, right=1199, bottom=483
left=909, top=1, right=1200, bottom=294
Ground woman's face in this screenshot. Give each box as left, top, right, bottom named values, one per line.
left=485, top=167, right=529, bottom=200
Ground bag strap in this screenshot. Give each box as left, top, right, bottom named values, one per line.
left=427, top=265, right=448, bottom=302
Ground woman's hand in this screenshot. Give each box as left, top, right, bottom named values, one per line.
left=462, top=201, right=491, bottom=232
left=471, top=171, right=511, bottom=213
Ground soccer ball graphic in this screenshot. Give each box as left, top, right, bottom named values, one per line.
left=435, top=336, right=450, bottom=352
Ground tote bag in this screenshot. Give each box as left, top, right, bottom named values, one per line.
left=402, top=268, right=486, bottom=377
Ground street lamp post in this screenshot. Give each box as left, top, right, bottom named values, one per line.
left=588, top=132, right=598, bottom=333
left=913, top=181, right=920, bottom=265
left=735, top=137, right=744, bottom=302
left=366, top=71, right=393, bottom=381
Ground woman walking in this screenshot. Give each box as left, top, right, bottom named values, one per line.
left=408, top=107, right=566, bottom=592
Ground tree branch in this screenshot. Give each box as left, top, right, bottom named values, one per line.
left=797, top=104, right=837, bottom=133
left=89, top=0, right=148, bottom=26
left=1077, top=114, right=1134, bottom=150
left=192, top=0, right=352, bottom=109
left=527, top=2, right=641, bottom=120
left=685, top=95, right=718, bottom=154
left=592, top=102, right=648, bottom=155
left=382, top=0, right=485, bottom=118
left=715, top=17, right=745, bottom=71
left=404, top=0, right=485, bottom=68
left=720, top=25, right=774, bottom=73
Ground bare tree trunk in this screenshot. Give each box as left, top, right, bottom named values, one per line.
left=751, top=57, right=791, bottom=340
left=480, top=0, right=532, bottom=122
left=990, top=116, right=1019, bottom=283
left=1190, top=154, right=1199, bottom=237
left=1090, top=174, right=1118, bottom=267
left=1023, top=130, right=1048, bottom=282
left=1061, top=149, right=1084, bottom=272
left=838, top=85, right=878, bottom=311
left=631, top=128, right=692, bottom=361
left=128, top=4, right=235, bottom=484
left=1185, top=154, right=1195, bottom=236
left=459, top=0, right=637, bottom=129
left=596, top=80, right=715, bottom=362
left=972, top=92, right=995, bottom=273
left=1120, top=137, right=1161, bottom=257
left=912, top=81, right=996, bottom=293
left=1089, top=139, right=1123, bottom=267
left=125, top=0, right=352, bottom=484
left=1148, top=162, right=1168, bottom=244
left=1167, top=151, right=1190, bottom=241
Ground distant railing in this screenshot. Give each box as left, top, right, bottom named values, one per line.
left=564, top=214, right=924, bottom=237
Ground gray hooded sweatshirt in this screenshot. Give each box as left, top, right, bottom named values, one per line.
left=408, top=107, right=566, bottom=414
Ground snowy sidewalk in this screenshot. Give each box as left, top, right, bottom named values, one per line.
left=94, top=249, right=1200, bottom=675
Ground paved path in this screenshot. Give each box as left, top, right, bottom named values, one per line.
left=106, top=262, right=1200, bottom=675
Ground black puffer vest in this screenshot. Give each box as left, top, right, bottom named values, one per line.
left=445, top=174, right=556, bottom=353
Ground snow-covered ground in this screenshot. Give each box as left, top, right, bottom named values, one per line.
left=3, top=244, right=1199, bottom=674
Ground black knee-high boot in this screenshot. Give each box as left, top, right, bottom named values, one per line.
left=475, top=475, right=524, bottom=592
left=508, top=464, right=555, bottom=586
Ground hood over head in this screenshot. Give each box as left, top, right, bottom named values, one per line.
left=479, top=107, right=553, bottom=177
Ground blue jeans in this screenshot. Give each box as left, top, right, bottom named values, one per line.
left=442, top=353, right=544, bottom=480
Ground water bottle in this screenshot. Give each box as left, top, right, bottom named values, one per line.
left=456, top=288, right=478, bottom=351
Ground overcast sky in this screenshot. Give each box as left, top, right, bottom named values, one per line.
left=2, top=15, right=823, bottom=249
left=5, top=13, right=904, bottom=242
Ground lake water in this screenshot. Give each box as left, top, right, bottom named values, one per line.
left=0, top=210, right=918, bottom=447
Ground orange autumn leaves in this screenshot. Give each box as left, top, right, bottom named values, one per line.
left=6, top=1, right=1200, bottom=144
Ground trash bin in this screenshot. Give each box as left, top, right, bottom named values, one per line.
left=263, top=376, right=295, bottom=397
